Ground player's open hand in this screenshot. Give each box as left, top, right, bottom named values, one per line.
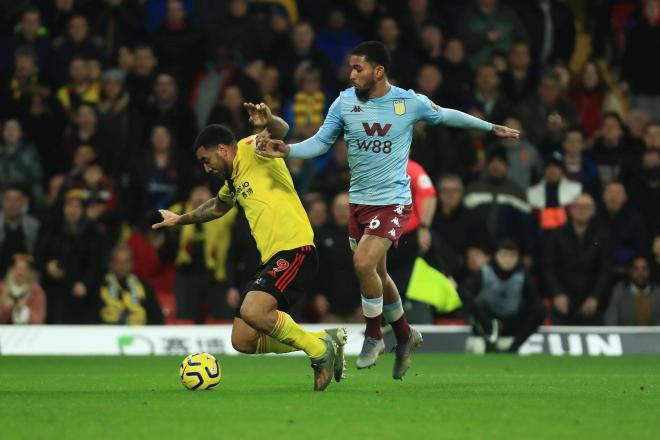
left=492, top=124, right=520, bottom=139
left=244, top=102, right=272, bottom=128
left=152, top=209, right=181, bottom=229
left=255, top=137, right=290, bottom=158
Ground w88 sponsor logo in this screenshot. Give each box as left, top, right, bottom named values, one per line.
left=356, top=139, right=392, bottom=154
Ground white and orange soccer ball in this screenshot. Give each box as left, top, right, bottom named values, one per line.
left=179, top=352, right=221, bottom=390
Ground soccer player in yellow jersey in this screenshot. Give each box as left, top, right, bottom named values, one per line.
left=152, top=103, right=346, bottom=391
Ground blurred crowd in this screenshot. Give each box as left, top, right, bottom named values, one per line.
left=1, top=0, right=660, bottom=329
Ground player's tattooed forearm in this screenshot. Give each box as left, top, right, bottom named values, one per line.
left=185, top=198, right=222, bottom=224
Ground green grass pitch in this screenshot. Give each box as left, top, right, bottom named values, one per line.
left=1, top=354, right=659, bottom=439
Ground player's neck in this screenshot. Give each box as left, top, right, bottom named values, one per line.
left=226, top=146, right=237, bottom=175
left=368, top=80, right=391, bottom=100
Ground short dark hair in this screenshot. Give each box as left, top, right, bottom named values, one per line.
left=193, top=124, right=235, bottom=151
left=3, top=182, right=30, bottom=199
left=351, top=41, right=391, bottom=74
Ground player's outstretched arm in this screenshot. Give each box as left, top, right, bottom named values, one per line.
left=244, top=102, right=289, bottom=140
left=152, top=197, right=231, bottom=229
left=491, top=124, right=520, bottom=139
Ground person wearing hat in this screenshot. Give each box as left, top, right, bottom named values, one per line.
left=459, top=238, right=546, bottom=352
left=464, top=146, right=534, bottom=260
left=527, top=151, right=582, bottom=232
left=97, top=67, right=143, bottom=180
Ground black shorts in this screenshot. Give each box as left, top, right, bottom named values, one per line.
left=239, top=245, right=318, bottom=312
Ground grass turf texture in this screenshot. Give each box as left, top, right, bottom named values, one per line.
left=1, top=354, right=659, bottom=439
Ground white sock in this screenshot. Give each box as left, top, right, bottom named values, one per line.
left=383, top=299, right=404, bottom=323
left=361, top=295, right=383, bottom=318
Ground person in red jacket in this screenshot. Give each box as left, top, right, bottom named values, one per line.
left=386, top=159, right=437, bottom=324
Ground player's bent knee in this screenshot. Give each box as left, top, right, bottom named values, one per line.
left=231, top=335, right=256, bottom=354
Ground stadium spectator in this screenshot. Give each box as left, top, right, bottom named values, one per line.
left=143, top=72, right=196, bottom=151
left=56, top=56, right=101, bottom=119
left=268, top=21, right=335, bottom=97
left=414, top=117, right=468, bottom=182
left=598, top=181, right=649, bottom=273
left=542, top=193, right=611, bottom=325
left=0, top=184, right=39, bottom=277
left=350, top=0, right=382, bottom=41
left=589, top=112, right=642, bottom=186
left=309, top=137, right=350, bottom=199
left=150, top=0, right=205, bottom=92
left=643, top=122, right=660, bottom=151
left=415, top=63, right=448, bottom=103
left=1, top=47, right=46, bottom=120
left=189, top=45, right=260, bottom=131
left=401, top=0, right=446, bottom=43
left=62, top=103, right=113, bottom=174
left=128, top=125, right=183, bottom=222
left=439, top=38, right=472, bottom=107
left=465, top=64, right=511, bottom=125
left=465, top=244, right=490, bottom=274
left=304, top=194, right=329, bottom=233
left=514, top=71, right=578, bottom=148
left=490, top=116, right=543, bottom=189
left=316, top=9, right=361, bottom=72
left=0, top=7, right=52, bottom=80
left=464, top=147, right=534, bottom=257
left=258, top=65, right=283, bottom=118
left=126, top=211, right=177, bottom=294
left=620, top=121, right=660, bottom=185
left=314, top=192, right=362, bottom=323
left=99, top=245, right=163, bottom=325
left=652, top=234, right=660, bottom=284
left=562, top=128, right=602, bottom=198
left=88, top=0, right=141, bottom=60
left=431, top=175, right=480, bottom=278
left=169, top=185, right=236, bottom=322
left=52, top=14, right=105, bottom=85
left=376, top=17, right=418, bottom=89
left=527, top=152, right=582, bottom=233
left=207, top=85, right=252, bottom=140
left=126, top=44, right=159, bottom=109
left=628, top=149, right=660, bottom=236
left=35, top=189, right=105, bottom=324
left=0, top=118, right=44, bottom=203
left=67, top=161, right=119, bottom=240
left=285, top=67, right=327, bottom=139
left=500, top=41, right=537, bottom=105
left=605, top=256, right=660, bottom=325
left=213, top=0, right=268, bottom=64
left=459, top=238, right=545, bottom=352
left=96, top=68, right=143, bottom=179
left=0, top=255, right=46, bottom=324
left=568, top=60, right=625, bottom=139
left=622, top=0, right=660, bottom=119
left=417, top=23, right=444, bottom=67
left=513, top=0, right=576, bottom=65
left=457, top=0, right=529, bottom=69
left=626, top=109, right=652, bottom=144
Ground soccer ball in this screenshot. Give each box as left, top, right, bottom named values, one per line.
left=179, top=352, right=221, bottom=390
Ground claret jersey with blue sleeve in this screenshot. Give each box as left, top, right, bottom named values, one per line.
left=288, top=85, right=492, bottom=205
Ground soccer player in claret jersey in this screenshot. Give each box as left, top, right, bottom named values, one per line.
left=153, top=103, right=346, bottom=391
left=257, top=41, right=520, bottom=379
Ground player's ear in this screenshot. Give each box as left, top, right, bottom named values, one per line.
left=375, top=65, right=384, bottom=80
